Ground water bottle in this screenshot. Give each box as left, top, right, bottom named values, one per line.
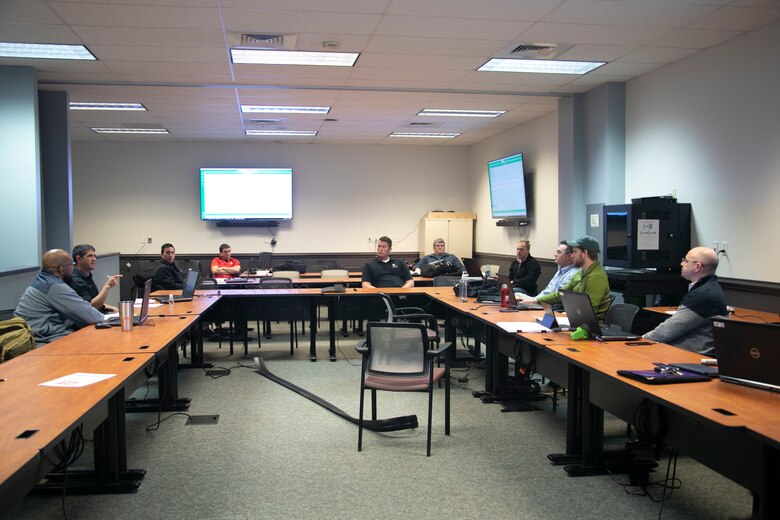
left=458, top=271, right=468, bottom=302
left=500, top=284, right=510, bottom=308
left=168, top=293, right=174, bottom=306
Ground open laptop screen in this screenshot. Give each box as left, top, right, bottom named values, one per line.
left=712, top=318, right=780, bottom=392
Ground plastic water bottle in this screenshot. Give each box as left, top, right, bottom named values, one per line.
left=459, top=271, right=468, bottom=302
left=168, top=293, right=174, bottom=306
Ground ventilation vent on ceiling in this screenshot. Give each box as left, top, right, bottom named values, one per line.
left=508, top=43, right=558, bottom=59
left=245, top=118, right=285, bottom=126
left=230, top=33, right=298, bottom=50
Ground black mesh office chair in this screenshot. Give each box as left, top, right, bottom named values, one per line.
left=356, top=322, right=451, bottom=456
left=604, top=303, right=640, bottom=333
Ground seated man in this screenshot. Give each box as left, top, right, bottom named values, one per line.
left=535, top=241, right=577, bottom=298
left=508, top=240, right=541, bottom=295
left=519, top=235, right=611, bottom=321
left=362, top=236, right=414, bottom=288
left=211, top=243, right=241, bottom=279
left=643, top=247, right=726, bottom=355
left=412, top=238, right=465, bottom=275
left=153, top=243, right=185, bottom=290
left=69, top=243, right=121, bottom=313
left=15, top=249, right=106, bottom=345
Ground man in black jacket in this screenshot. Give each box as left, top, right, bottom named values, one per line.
left=508, top=240, right=541, bottom=295
left=70, top=244, right=121, bottom=313
left=153, top=243, right=185, bottom=290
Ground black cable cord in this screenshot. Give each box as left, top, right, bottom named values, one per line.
left=145, top=412, right=193, bottom=431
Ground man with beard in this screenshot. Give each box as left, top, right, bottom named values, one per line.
left=518, top=235, right=611, bottom=321
left=15, top=249, right=106, bottom=346
left=70, top=243, right=121, bottom=313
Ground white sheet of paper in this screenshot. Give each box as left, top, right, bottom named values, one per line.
left=40, top=372, right=116, bottom=388
left=496, top=322, right=551, bottom=333
left=556, top=317, right=570, bottom=327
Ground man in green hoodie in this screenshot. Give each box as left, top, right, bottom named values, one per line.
left=518, top=235, right=611, bottom=321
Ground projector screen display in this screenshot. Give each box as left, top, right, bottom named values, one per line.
left=487, top=153, right=527, bottom=218
left=200, top=168, right=293, bottom=220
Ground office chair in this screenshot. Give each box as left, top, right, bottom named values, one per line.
left=272, top=270, right=300, bottom=279
left=253, top=277, right=306, bottom=355
left=604, top=303, right=640, bottom=333
left=356, top=322, right=451, bottom=456
left=176, top=259, right=202, bottom=275
left=321, top=269, right=349, bottom=278
left=480, top=264, right=500, bottom=277
left=377, top=293, right=440, bottom=345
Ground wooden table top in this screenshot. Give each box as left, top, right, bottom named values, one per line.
left=147, top=294, right=221, bottom=316
left=646, top=305, right=780, bottom=324
left=0, top=353, right=155, bottom=452
left=24, top=316, right=197, bottom=356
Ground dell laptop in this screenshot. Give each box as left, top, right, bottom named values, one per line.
left=559, top=290, right=639, bottom=341
left=167, top=269, right=199, bottom=302
left=711, top=318, right=780, bottom=392
left=107, top=278, right=151, bottom=327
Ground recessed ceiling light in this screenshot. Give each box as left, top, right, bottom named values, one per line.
left=418, top=109, right=506, bottom=118
left=231, top=49, right=359, bottom=67
left=246, top=130, right=317, bottom=136
left=91, top=128, right=169, bottom=134
left=478, top=58, right=604, bottom=74
left=389, top=132, right=460, bottom=139
left=241, top=105, right=330, bottom=114
left=0, top=42, right=96, bottom=60
left=70, top=102, right=146, bottom=111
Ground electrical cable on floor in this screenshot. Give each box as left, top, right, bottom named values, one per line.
left=145, top=412, right=193, bottom=431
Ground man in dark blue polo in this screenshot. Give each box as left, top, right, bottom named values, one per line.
left=361, top=236, right=414, bottom=288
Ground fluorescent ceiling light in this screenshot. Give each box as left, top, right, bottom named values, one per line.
left=241, top=105, right=330, bottom=114
left=231, top=49, right=358, bottom=67
left=70, top=102, right=146, bottom=111
left=418, top=108, right=506, bottom=118
left=478, top=58, right=604, bottom=74
left=389, top=132, right=460, bottom=139
left=246, top=130, right=317, bottom=136
left=0, top=42, right=96, bottom=60
left=91, top=128, right=169, bottom=134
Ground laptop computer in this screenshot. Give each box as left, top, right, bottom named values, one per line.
left=536, top=302, right=559, bottom=329
left=462, top=258, right=484, bottom=278
left=711, top=318, right=780, bottom=393
left=106, top=279, right=151, bottom=327
left=167, top=269, right=198, bottom=302
left=559, top=290, right=640, bottom=341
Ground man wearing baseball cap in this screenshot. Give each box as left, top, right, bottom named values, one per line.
left=518, top=235, right=611, bottom=321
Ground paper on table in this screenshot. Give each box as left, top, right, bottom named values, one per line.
left=40, top=372, right=116, bottom=388
left=556, top=317, right=570, bottom=327
left=665, top=310, right=677, bottom=315
left=496, top=322, right=551, bottom=333
left=134, top=298, right=162, bottom=308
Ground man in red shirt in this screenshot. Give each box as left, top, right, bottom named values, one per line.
left=210, top=243, right=241, bottom=279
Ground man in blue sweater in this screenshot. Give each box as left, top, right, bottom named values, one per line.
left=15, top=249, right=106, bottom=346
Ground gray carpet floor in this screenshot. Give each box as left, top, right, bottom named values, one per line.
left=3, top=327, right=753, bottom=519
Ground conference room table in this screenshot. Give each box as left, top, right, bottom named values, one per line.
left=433, top=299, right=780, bottom=519
left=646, top=305, right=780, bottom=324
left=146, top=294, right=222, bottom=367
left=0, top=352, right=156, bottom=502
left=3, top=287, right=779, bottom=518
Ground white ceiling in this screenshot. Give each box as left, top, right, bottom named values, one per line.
left=2, top=0, right=778, bottom=145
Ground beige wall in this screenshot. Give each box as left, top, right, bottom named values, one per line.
left=72, top=141, right=471, bottom=255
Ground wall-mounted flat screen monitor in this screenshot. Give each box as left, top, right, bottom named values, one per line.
left=487, top=153, right=527, bottom=219
left=200, top=167, right=292, bottom=221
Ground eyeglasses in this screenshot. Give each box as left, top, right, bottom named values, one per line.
left=681, top=257, right=707, bottom=267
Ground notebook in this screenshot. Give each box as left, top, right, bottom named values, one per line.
left=167, top=270, right=198, bottom=302
left=559, top=290, right=640, bottom=342
left=712, top=318, right=780, bottom=393
left=107, top=279, right=151, bottom=326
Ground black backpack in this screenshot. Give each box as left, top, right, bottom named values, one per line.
left=420, top=260, right=459, bottom=278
